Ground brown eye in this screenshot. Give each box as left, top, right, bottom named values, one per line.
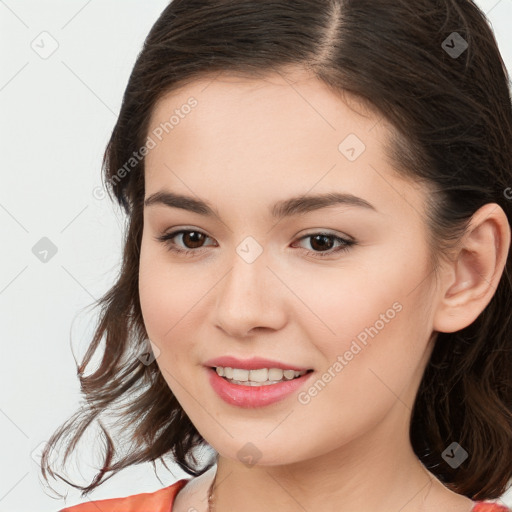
left=180, top=231, right=207, bottom=249
left=155, top=229, right=215, bottom=255
left=293, top=232, right=356, bottom=258
left=309, top=234, right=335, bottom=252
left=156, top=229, right=356, bottom=259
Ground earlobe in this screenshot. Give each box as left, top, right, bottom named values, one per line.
left=433, top=203, right=511, bottom=334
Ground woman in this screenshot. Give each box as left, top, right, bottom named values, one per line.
left=41, top=1, right=512, bottom=511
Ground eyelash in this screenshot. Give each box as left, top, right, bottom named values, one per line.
left=155, top=229, right=356, bottom=259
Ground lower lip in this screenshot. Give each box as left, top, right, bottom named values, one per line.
left=207, top=367, right=314, bottom=408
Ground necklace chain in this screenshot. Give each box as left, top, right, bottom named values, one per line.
left=207, top=465, right=217, bottom=512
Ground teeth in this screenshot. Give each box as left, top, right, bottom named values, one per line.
left=215, top=366, right=308, bottom=384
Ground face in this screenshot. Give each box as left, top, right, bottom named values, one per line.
left=139, top=67, right=440, bottom=465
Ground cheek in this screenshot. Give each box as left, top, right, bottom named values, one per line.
left=291, top=245, right=433, bottom=384
left=138, top=241, right=184, bottom=344
left=286, top=256, right=419, bottom=346
left=138, top=240, right=214, bottom=370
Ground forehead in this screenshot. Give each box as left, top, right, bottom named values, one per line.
left=148, top=67, right=381, bottom=149
left=144, top=68, right=428, bottom=223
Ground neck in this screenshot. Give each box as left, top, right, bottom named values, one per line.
left=206, top=407, right=474, bottom=512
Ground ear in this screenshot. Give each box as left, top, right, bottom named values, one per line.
left=433, top=203, right=511, bottom=334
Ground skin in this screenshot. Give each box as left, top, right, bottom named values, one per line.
left=138, top=66, right=510, bottom=512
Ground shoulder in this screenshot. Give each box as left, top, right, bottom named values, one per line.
left=472, top=502, right=512, bottom=512
left=58, top=478, right=191, bottom=512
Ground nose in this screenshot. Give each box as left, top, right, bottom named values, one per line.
left=213, top=250, right=288, bottom=338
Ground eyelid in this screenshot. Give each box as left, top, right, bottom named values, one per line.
left=155, top=227, right=356, bottom=259
left=298, top=228, right=354, bottom=241
left=159, top=226, right=353, bottom=241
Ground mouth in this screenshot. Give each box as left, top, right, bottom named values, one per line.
left=206, top=365, right=315, bottom=408
left=209, top=366, right=315, bottom=387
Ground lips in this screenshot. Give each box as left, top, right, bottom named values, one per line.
left=207, top=366, right=314, bottom=408
left=203, top=355, right=313, bottom=372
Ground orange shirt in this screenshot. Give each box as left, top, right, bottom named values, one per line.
left=59, top=478, right=511, bottom=512
left=59, top=478, right=190, bottom=512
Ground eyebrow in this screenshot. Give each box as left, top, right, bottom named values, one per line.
left=144, top=190, right=378, bottom=219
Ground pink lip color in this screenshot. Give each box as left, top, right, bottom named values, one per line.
left=207, top=367, right=314, bottom=408
left=203, top=356, right=311, bottom=372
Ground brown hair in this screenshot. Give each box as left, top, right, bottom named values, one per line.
left=41, top=0, right=512, bottom=501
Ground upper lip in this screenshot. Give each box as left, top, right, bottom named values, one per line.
left=204, top=356, right=313, bottom=372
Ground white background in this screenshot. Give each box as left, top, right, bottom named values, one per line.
left=1, top=1, right=511, bottom=510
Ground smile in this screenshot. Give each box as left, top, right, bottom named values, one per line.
left=207, top=367, right=314, bottom=408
